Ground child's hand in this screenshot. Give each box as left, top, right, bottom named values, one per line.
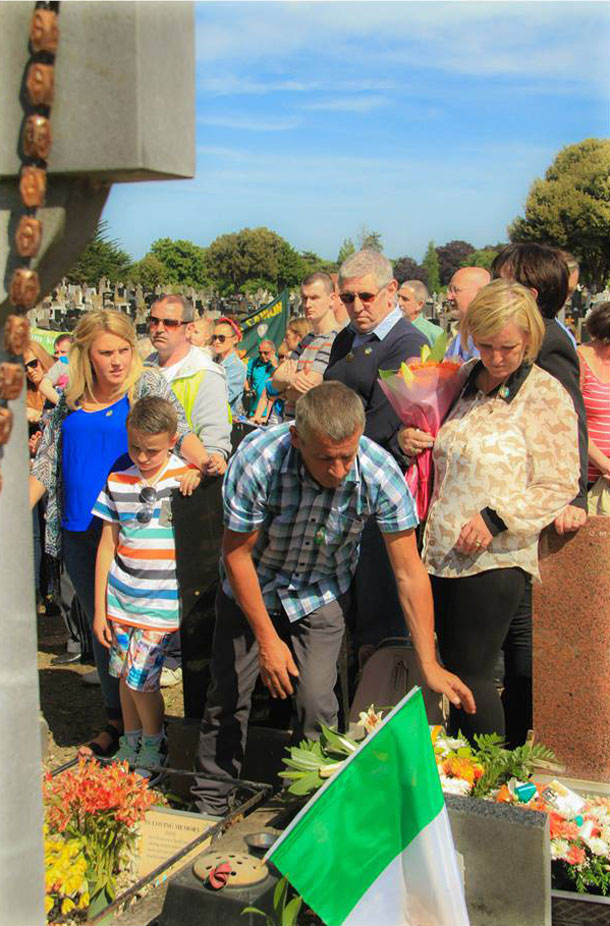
left=178, top=467, right=202, bottom=495
left=93, top=613, right=113, bottom=649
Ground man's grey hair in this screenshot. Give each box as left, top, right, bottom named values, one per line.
left=152, top=294, right=195, bottom=323
left=295, top=382, right=365, bottom=443
left=338, top=249, right=394, bottom=289
left=401, top=279, right=429, bottom=305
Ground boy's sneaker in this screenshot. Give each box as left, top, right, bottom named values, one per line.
left=135, top=736, right=169, bottom=787
left=113, top=735, right=140, bottom=766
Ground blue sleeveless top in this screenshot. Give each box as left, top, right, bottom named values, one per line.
left=61, top=395, right=130, bottom=531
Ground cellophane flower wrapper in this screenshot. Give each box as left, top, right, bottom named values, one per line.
left=378, top=335, right=466, bottom=518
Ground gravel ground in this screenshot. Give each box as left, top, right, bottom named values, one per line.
left=39, top=609, right=186, bottom=772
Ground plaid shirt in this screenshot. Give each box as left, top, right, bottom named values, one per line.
left=221, top=423, right=418, bottom=621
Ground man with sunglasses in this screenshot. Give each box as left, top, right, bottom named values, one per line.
left=145, top=295, right=231, bottom=475
left=324, top=250, right=427, bottom=651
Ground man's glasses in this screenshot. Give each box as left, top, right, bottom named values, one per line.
left=338, top=286, right=385, bottom=306
left=147, top=316, right=187, bottom=329
left=212, top=334, right=231, bottom=343
left=137, top=486, right=158, bottom=524
left=25, top=358, right=40, bottom=370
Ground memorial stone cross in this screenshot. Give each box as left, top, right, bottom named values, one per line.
left=0, top=4, right=195, bottom=925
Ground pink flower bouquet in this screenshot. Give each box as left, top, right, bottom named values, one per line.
left=379, top=333, right=466, bottom=518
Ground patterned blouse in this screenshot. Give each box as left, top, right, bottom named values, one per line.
left=422, top=361, right=579, bottom=581
left=31, top=368, right=192, bottom=559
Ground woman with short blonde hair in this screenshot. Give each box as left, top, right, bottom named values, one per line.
left=462, top=279, right=545, bottom=364
left=421, top=278, right=579, bottom=746
left=30, top=310, right=208, bottom=759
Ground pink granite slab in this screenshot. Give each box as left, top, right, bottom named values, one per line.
left=533, top=517, right=610, bottom=782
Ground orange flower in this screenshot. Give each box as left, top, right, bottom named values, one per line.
left=566, top=845, right=586, bottom=866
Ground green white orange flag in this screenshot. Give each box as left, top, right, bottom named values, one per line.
left=266, top=688, right=469, bottom=926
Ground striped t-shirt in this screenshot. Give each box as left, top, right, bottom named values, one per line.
left=93, top=455, right=193, bottom=632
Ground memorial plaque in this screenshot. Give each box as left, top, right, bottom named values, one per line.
left=136, top=807, right=215, bottom=882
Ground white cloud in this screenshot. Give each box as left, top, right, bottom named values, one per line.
left=197, top=114, right=301, bottom=131
left=302, top=95, right=389, bottom=113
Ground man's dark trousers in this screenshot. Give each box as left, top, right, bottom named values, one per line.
left=193, top=588, right=348, bottom=814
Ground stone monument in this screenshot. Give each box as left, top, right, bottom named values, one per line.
left=0, top=4, right=195, bottom=924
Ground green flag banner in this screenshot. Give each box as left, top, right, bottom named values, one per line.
left=239, top=290, right=289, bottom=360
left=29, top=327, right=60, bottom=356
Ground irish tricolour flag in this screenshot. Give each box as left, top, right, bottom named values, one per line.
left=266, top=688, right=469, bottom=926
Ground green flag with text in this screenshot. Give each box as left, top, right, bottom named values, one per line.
left=240, top=290, right=289, bottom=360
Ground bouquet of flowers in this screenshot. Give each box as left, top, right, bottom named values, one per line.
left=43, top=758, right=155, bottom=919
left=378, top=333, right=466, bottom=519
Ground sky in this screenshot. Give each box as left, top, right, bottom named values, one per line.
left=102, top=1, right=610, bottom=265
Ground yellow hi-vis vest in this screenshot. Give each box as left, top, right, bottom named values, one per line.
left=170, top=369, right=232, bottom=429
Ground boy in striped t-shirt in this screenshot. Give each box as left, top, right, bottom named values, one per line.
left=93, top=397, right=201, bottom=781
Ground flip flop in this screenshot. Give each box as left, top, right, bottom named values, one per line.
left=79, top=723, right=122, bottom=760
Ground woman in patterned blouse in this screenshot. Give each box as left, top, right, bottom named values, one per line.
left=421, top=280, right=579, bottom=743
left=30, top=311, right=208, bottom=759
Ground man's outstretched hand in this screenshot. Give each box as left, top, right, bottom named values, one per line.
left=421, top=662, right=476, bottom=714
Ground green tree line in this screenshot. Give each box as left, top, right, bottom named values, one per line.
left=67, top=139, right=610, bottom=293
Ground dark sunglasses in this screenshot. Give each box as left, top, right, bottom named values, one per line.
left=136, top=486, right=158, bottom=523
left=338, top=289, right=383, bottom=306
left=147, top=316, right=187, bottom=329
left=212, top=334, right=231, bottom=343
left=25, top=358, right=40, bottom=370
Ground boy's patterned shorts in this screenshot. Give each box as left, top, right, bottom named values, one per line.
left=109, top=622, right=173, bottom=692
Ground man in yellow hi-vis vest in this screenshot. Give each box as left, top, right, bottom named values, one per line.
left=146, top=295, right=231, bottom=476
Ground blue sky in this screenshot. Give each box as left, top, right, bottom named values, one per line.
left=103, top=1, right=610, bottom=265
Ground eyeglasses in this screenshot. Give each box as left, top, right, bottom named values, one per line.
left=339, top=286, right=386, bottom=306
left=147, top=316, right=187, bottom=329
left=136, top=486, right=158, bottom=524
left=25, top=358, right=40, bottom=370
left=212, top=334, right=231, bottom=343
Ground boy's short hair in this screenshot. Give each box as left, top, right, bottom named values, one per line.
left=127, top=396, right=178, bottom=436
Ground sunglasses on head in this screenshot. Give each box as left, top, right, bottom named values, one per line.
left=338, top=288, right=384, bottom=306
left=25, top=358, right=40, bottom=370
left=147, top=316, right=187, bottom=329
left=136, top=486, right=158, bottom=523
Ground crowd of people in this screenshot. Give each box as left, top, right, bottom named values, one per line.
left=28, top=242, right=609, bottom=802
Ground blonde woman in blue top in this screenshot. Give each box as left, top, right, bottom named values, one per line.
left=30, top=310, right=208, bottom=758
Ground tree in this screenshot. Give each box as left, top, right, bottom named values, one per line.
left=206, top=227, right=305, bottom=294
left=149, top=238, right=209, bottom=288
left=128, top=255, right=167, bottom=290
left=464, top=248, right=500, bottom=271
left=393, top=256, right=427, bottom=285
left=435, top=240, right=475, bottom=285
left=337, top=237, right=355, bottom=265
left=299, top=251, right=337, bottom=278
left=422, top=241, right=441, bottom=293
left=357, top=225, right=383, bottom=252
left=65, top=220, right=132, bottom=286
left=509, top=138, right=610, bottom=288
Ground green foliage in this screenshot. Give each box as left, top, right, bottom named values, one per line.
left=242, top=876, right=303, bottom=926
left=422, top=240, right=441, bottom=293
left=555, top=854, right=610, bottom=896
left=337, top=237, right=356, bottom=265
left=357, top=225, right=383, bottom=252
left=279, top=726, right=359, bottom=796
left=149, top=238, right=210, bottom=288
left=206, top=227, right=303, bottom=294
left=299, top=250, right=337, bottom=278
left=65, top=220, right=132, bottom=286
left=509, top=138, right=610, bottom=288
left=470, top=734, right=557, bottom=798
left=128, top=254, right=167, bottom=289
left=464, top=248, right=499, bottom=270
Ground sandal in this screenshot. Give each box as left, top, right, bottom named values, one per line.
left=78, top=723, right=122, bottom=760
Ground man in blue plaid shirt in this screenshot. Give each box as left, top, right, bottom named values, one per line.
left=193, top=382, right=474, bottom=815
